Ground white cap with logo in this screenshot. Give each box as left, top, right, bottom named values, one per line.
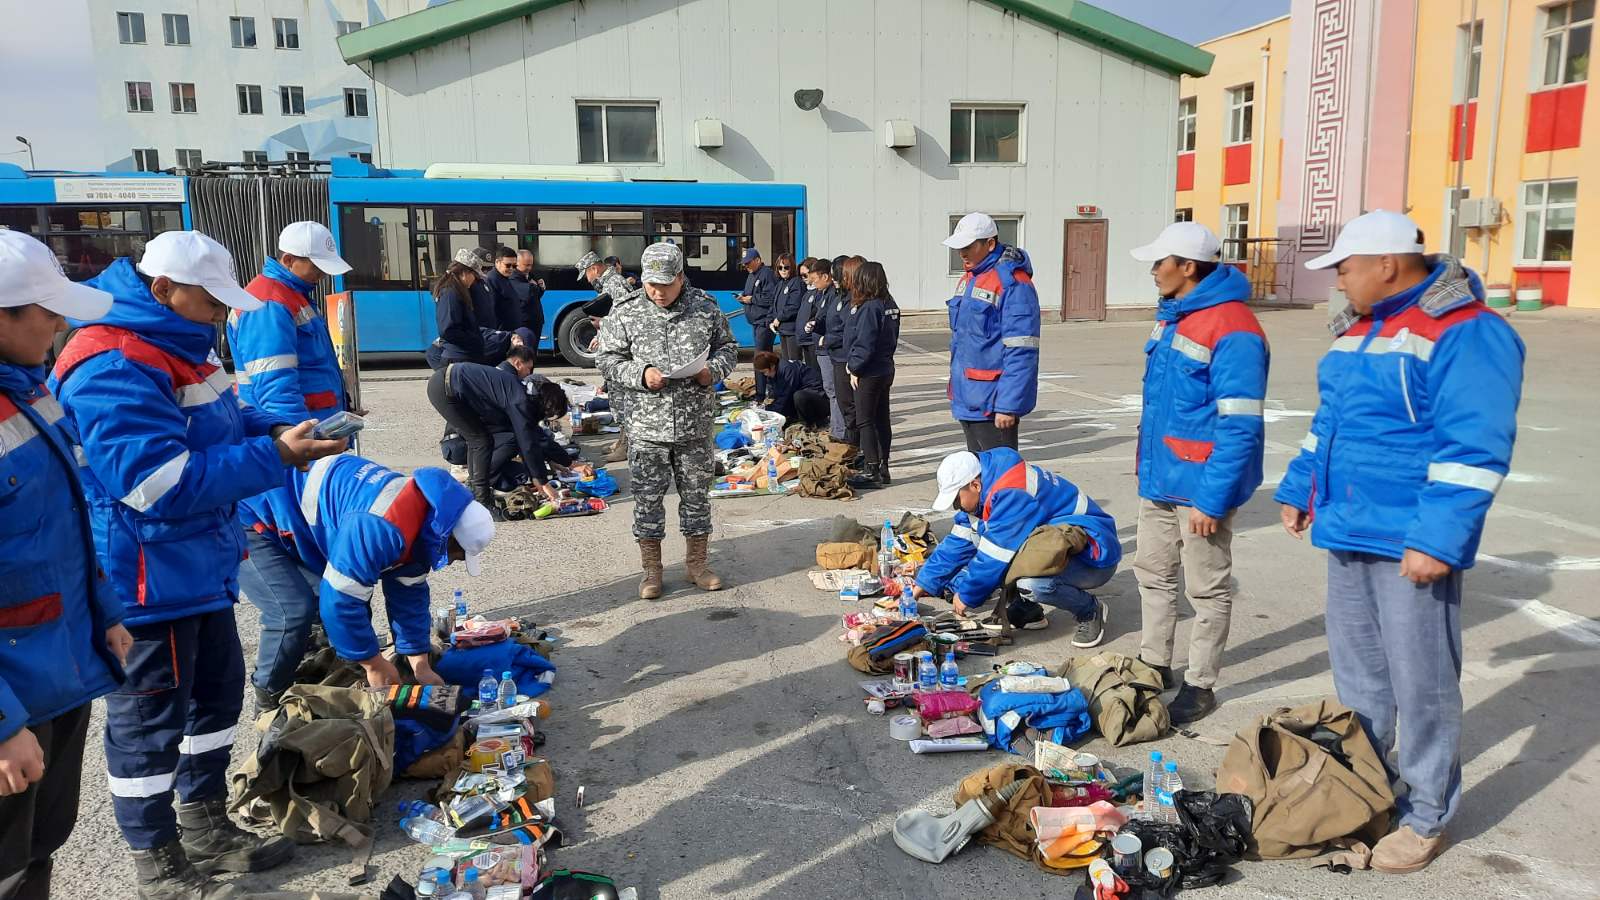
left=0, top=230, right=114, bottom=320
left=1303, top=210, right=1425, bottom=270
left=1129, top=222, right=1222, bottom=263
left=136, top=231, right=262, bottom=311
left=278, top=221, right=351, bottom=275
left=942, top=213, right=1000, bottom=249
left=932, top=451, right=984, bottom=511
left=451, top=500, right=496, bottom=576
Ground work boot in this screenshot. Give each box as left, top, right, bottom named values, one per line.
left=638, top=539, right=664, bottom=600
left=252, top=686, right=282, bottom=715
left=685, top=534, right=724, bottom=591
left=878, top=462, right=892, bottom=486
left=472, top=489, right=507, bottom=522
left=1167, top=683, right=1218, bottom=725
left=848, top=468, right=883, bottom=490
left=132, top=840, right=244, bottom=899
left=1140, top=657, right=1174, bottom=691
left=1371, top=825, right=1449, bottom=874
left=177, top=796, right=294, bottom=874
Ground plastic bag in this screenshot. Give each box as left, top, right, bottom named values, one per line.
left=574, top=469, right=619, bottom=498
left=1117, top=790, right=1254, bottom=896
left=737, top=407, right=786, bottom=440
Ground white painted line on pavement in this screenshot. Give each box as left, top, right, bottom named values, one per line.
left=1479, top=553, right=1600, bottom=572
left=1490, top=503, right=1600, bottom=541
left=1479, top=595, right=1600, bottom=648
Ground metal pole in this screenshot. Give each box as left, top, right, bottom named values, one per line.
left=1255, top=40, right=1271, bottom=296
left=1481, top=0, right=1511, bottom=272
left=1451, top=0, right=1480, bottom=257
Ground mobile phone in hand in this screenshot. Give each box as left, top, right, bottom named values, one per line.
left=313, top=410, right=366, bottom=440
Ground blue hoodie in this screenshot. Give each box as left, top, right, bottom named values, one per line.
left=1137, top=265, right=1269, bottom=518
left=51, top=258, right=293, bottom=626
left=947, top=244, right=1042, bottom=422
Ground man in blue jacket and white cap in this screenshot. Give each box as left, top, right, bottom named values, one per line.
left=1277, top=210, right=1523, bottom=874
left=52, top=231, right=346, bottom=899
left=0, top=231, right=130, bottom=900
left=1128, top=221, right=1269, bottom=726
left=912, top=449, right=1121, bottom=644
left=943, top=213, right=1041, bottom=452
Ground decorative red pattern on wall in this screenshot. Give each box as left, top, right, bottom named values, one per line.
left=1512, top=267, right=1570, bottom=305
left=1223, top=143, right=1252, bottom=185
left=1176, top=153, right=1195, bottom=191
left=1526, top=85, right=1585, bottom=153
left=1449, top=102, right=1477, bottom=161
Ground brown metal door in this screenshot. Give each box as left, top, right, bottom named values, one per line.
left=1062, top=219, right=1108, bottom=321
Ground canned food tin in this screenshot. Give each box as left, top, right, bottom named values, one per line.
left=892, top=652, right=914, bottom=686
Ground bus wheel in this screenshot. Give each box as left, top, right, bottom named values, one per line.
left=557, top=310, right=600, bottom=368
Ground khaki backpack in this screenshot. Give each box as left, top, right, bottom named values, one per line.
left=816, top=542, right=873, bottom=569
left=952, top=763, right=1090, bottom=874
left=1057, top=652, right=1169, bottom=747
left=1214, top=699, right=1396, bottom=859
left=230, top=685, right=395, bottom=847
left=799, top=458, right=855, bottom=499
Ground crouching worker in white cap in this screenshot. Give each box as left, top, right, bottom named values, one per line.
left=911, top=449, right=1122, bottom=646
left=0, top=232, right=130, bottom=900
left=237, top=456, right=495, bottom=709
left=50, top=231, right=347, bottom=899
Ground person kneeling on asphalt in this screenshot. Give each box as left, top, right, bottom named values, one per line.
left=597, top=242, right=738, bottom=600
left=238, top=455, right=495, bottom=707
left=752, top=350, right=829, bottom=431
left=50, top=231, right=347, bottom=900
left=912, top=449, right=1122, bottom=646
left=0, top=231, right=131, bottom=900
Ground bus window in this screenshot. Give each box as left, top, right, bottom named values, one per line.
left=414, top=205, right=517, bottom=235
left=47, top=233, right=147, bottom=281
left=751, top=211, right=795, bottom=263
left=49, top=206, right=145, bottom=233
left=1, top=207, right=40, bottom=232
left=150, top=207, right=183, bottom=233
left=591, top=208, right=645, bottom=267
left=338, top=205, right=414, bottom=290
left=651, top=209, right=746, bottom=291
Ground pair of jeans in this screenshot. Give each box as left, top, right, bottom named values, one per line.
left=1325, top=550, right=1464, bottom=837
left=852, top=370, right=894, bottom=468
left=0, top=703, right=91, bottom=899
left=1014, top=558, right=1115, bottom=619
left=831, top=359, right=860, bottom=447
left=427, top=367, right=491, bottom=502
left=962, top=418, right=1021, bottom=451
left=817, top=351, right=846, bottom=441
left=237, top=528, right=320, bottom=695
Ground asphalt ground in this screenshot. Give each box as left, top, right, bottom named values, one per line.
left=51, top=306, right=1600, bottom=899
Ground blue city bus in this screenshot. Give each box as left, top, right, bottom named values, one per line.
left=327, top=159, right=807, bottom=366
left=0, top=164, right=191, bottom=279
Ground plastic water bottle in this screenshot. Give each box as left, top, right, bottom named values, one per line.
left=497, top=670, right=517, bottom=709
left=767, top=453, right=785, bottom=493
left=897, top=575, right=918, bottom=620
left=940, top=651, right=960, bottom=691
left=401, top=814, right=456, bottom=846
left=1144, top=751, right=1163, bottom=819
left=477, top=668, right=498, bottom=708
left=879, top=519, right=896, bottom=582
left=452, top=589, right=467, bottom=646
left=460, top=866, right=485, bottom=900
left=398, top=800, right=445, bottom=824
left=1159, top=761, right=1184, bottom=824
left=917, top=651, right=938, bottom=691
left=570, top=407, right=581, bottom=431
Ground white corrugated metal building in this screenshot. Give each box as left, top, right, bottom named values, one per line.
left=339, top=0, right=1211, bottom=315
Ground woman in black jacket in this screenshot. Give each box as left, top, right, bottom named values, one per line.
left=431, top=254, right=513, bottom=368
left=844, top=260, right=900, bottom=489
left=794, top=257, right=824, bottom=373
left=822, top=256, right=864, bottom=451
left=769, top=253, right=806, bottom=362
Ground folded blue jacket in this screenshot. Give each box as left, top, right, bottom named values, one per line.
left=435, top=642, right=556, bottom=699
left=978, top=680, right=1091, bottom=752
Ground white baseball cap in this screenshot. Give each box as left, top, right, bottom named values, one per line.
left=1129, top=222, right=1222, bottom=263
left=1303, top=210, right=1425, bottom=270
left=137, top=231, right=263, bottom=311
left=943, top=213, right=1000, bottom=249
left=278, top=221, right=351, bottom=275
left=932, top=451, right=984, bottom=511
left=0, top=230, right=114, bottom=320
left=451, top=500, right=496, bottom=576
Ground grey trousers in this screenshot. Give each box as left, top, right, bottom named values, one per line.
left=1134, top=498, right=1237, bottom=690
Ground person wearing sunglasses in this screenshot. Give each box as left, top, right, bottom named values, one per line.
left=769, top=253, right=805, bottom=362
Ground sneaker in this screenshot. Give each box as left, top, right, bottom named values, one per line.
left=1006, top=598, right=1050, bottom=631
left=1071, top=600, right=1107, bottom=648
left=1167, top=683, right=1218, bottom=725
left=1371, top=825, right=1449, bottom=874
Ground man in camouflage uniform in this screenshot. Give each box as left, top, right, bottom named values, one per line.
left=598, top=243, right=738, bottom=599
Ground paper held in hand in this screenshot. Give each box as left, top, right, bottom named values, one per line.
left=664, top=348, right=709, bottom=380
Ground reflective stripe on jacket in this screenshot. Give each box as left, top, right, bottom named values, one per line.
left=228, top=268, right=346, bottom=422
left=947, top=244, right=1041, bottom=422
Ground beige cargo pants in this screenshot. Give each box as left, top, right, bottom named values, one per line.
left=1134, top=499, right=1237, bottom=691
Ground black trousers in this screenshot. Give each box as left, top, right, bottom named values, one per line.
left=791, top=388, right=831, bottom=430
left=832, top=359, right=860, bottom=447
left=752, top=323, right=775, bottom=397
left=779, top=333, right=801, bottom=362
left=962, top=418, right=1021, bottom=452
left=798, top=344, right=819, bottom=373
left=428, top=368, right=492, bottom=501
left=0, top=703, right=92, bottom=900
left=853, top=371, right=895, bottom=468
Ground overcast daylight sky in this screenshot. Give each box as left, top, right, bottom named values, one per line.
left=0, top=0, right=1290, bottom=170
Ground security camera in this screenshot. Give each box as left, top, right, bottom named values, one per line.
left=794, top=89, right=823, bottom=111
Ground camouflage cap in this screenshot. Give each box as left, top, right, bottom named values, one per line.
left=574, top=251, right=601, bottom=272
left=640, top=242, right=684, bottom=285
left=454, top=247, right=492, bottom=272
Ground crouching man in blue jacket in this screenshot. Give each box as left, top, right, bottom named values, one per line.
left=52, top=231, right=347, bottom=900
left=0, top=232, right=130, bottom=900
left=912, top=449, right=1121, bottom=644
left=238, top=456, right=495, bottom=707
left=1277, top=211, right=1523, bottom=874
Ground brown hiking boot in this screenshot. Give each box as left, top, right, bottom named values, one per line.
left=1371, top=825, right=1448, bottom=874
left=685, top=534, right=724, bottom=591
left=638, top=539, right=664, bottom=600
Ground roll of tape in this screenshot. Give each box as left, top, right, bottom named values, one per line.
left=889, top=714, right=922, bottom=741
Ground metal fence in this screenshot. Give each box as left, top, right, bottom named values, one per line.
left=188, top=174, right=333, bottom=307
left=1223, top=237, right=1297, bottom=303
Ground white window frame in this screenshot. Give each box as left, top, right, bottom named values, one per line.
left=344, top=88, right=369, bottom=118
left=132, top=148, right=159, bottom=172
left=1177, top=97, right=1197, bottom=153
left=237, top=84, right=262, bottom=115
left=169, top=82, right=197, bottom=115
left=1223, top=203, right=1250, bottom=261
left=285, top=151, right=311, bottom=166
left=242, top=150, right=268, bottom=168
left=574, top=100, right=663, bottom=165
left=1457, top=21, right=1484, bottom=101
left=230, top=16, right=256, bottom=48
left=125, top=81, right=153, bottom=113
left=949, top=102, right=1026, bottom=166
left=947, top=213, right=1023, bottom=274
left=279, top=85, right=305, bottom=116
left=1226, top=84, right=1255, bottom=145
left=349, top=151, right=373, bottom=163
left=1175, top=208, right=1194, bottom=223
left=1517, top=178, right=1578, bottom=264
left=336, top=20, right=362, bottom=36
left=162, top=13, right=189, bottom=46
left=1539, top=1, right=1593, bottom=88
left=273, top=17, right=300, bottom=50
left=117, top=11, right=145, bottom=44
left=175, top=148, right=202, bottom=170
